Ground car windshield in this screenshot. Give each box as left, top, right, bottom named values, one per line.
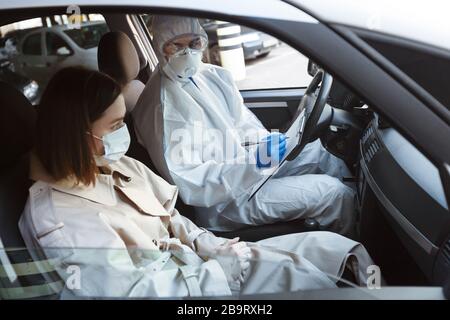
left=63, top=23, right=108, bottom=49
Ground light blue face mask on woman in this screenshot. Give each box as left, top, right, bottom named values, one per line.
left=90, top=124, right=131, bottom=165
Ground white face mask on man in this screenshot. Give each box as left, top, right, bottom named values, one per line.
left=165, top=48, right=203, bottom=79
left=89, top=124, right=131, bottom=166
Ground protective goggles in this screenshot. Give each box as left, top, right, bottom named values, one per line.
left=163, top=34, right=208, bottom=56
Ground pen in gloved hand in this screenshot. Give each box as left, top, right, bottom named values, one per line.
left=241, top=137, right=290, bottom=147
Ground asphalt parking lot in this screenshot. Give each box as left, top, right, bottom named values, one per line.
left=236, top=43, right=313, bottom=90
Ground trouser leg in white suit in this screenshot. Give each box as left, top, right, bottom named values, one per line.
left=244, top=139, right=356, bottom=235
left=238, top=232, right=374, bottom=295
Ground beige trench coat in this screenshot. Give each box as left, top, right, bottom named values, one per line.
left=19, top=154, right=374, bottom=298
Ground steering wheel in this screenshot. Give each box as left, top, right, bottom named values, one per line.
left=286, top=69, right=333, bottom=161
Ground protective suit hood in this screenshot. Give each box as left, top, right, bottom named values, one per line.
left=151, top=16, right=208, bottom=83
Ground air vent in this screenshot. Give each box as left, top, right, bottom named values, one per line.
left=362, top=126, right=373, bottom=144
left=362, top=125, right=381, bottom=163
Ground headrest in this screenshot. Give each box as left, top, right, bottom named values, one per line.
left=98, top=31, right=140, bottom=85
left=0, top=81, right=36, bottom=169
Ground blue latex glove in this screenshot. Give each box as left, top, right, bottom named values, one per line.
left=256, top=132, right=287, bottom=168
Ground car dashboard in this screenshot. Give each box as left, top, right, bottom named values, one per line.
left=357, top=112, right=450, bottom=285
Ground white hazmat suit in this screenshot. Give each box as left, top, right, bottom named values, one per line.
left=133, top=16, right=356, bottom=234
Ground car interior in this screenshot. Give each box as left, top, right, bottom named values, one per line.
left=0, top=8, right=449, bottom=299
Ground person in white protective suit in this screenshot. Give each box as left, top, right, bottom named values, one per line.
left=19, top=66, right=377, bottom=298
left=132, top=16, right=356, bottom=235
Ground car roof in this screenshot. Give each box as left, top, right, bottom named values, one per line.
left=5, top=0, right=447, bottom=50
left=293, top=0, right=450, bottom=52
left=0, top=0, right=317, bottom=26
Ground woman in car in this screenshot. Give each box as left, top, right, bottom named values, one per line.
left=19, top=67, right=375, bottom=298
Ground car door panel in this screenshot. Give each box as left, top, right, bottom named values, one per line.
left=241, top=88, right=306, bottom=130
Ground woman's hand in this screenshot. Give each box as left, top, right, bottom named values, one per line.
left=214, top=237, right=252, bottom=284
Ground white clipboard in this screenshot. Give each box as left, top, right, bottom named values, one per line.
left=248, top=109, right=307, bottom=201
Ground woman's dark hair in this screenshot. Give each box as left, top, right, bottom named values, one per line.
left=35, top=66, right=121, bottom=185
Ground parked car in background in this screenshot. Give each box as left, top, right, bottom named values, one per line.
left=1, top=29, right=37, bottom=59
left=0, top=58, right=40, bottom=104
left=12, top=21, right=108, bottom=88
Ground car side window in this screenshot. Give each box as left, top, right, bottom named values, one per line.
left=46, top=32, right=72, bottom=55
left=63, top=23, right=109, bottom=50
left=22, top=33, right=42, bottom=55
left=0, top=14, right=107, bottom=105
left=141, top=14, right=312, bottom=90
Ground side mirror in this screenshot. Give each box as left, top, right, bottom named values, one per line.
left=56, top=46, right=71, bottom=56
left=307, top=59, right=319, bottom=77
